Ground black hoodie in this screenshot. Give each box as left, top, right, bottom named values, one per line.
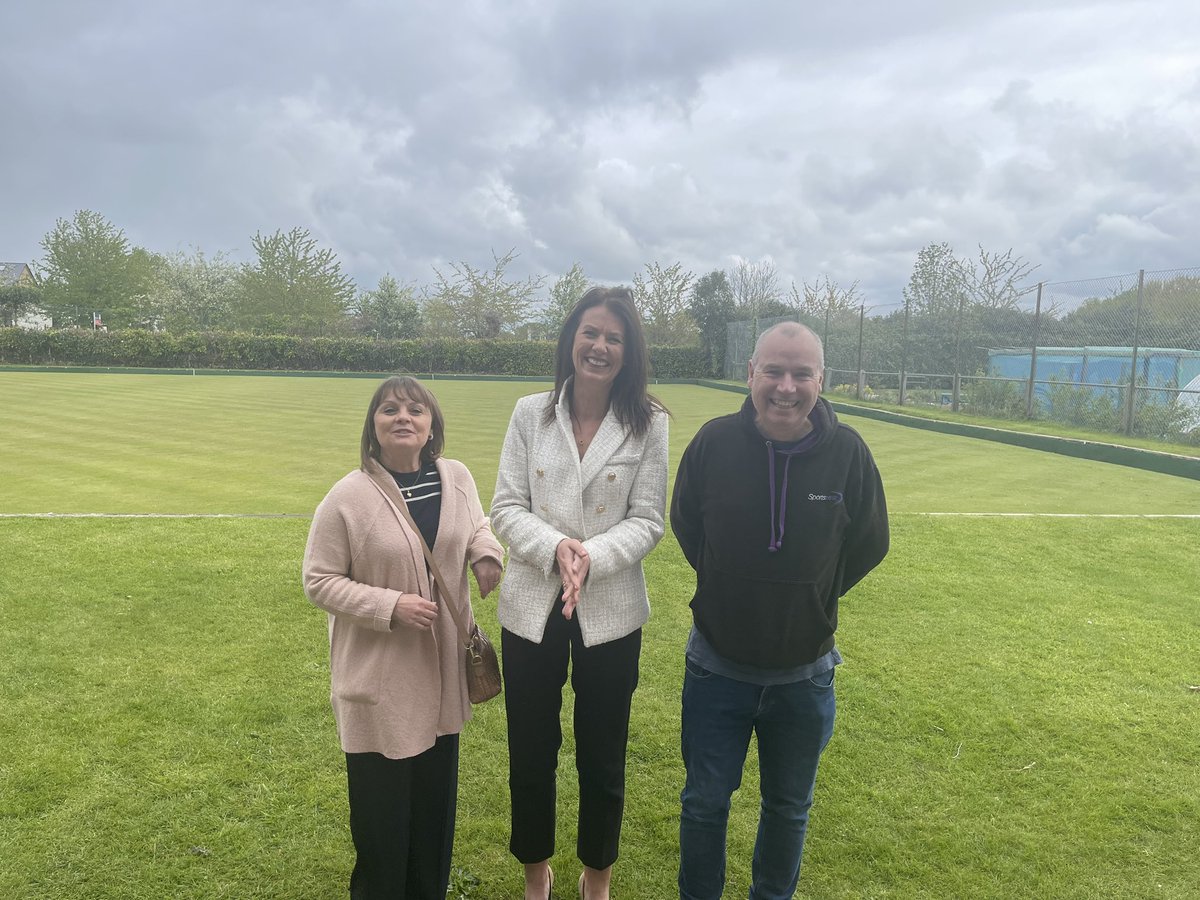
left=670, top=395, right=889, bottom=668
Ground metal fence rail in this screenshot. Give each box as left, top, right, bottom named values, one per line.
left=725, top=266, right=1200, bottom=444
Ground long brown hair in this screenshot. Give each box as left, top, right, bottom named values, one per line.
left=544, top=286, right=666, bottom=436
left=360, top=376, right=446, bottom=469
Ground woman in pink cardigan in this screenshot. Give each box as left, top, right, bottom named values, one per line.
left=304, top=375, right=504, bottom=900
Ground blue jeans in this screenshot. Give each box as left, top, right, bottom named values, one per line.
left=678, top=659, right=836, bottom=900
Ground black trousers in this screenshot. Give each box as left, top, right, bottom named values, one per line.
left=502, top=599, right=641, bottom=870
left=344, top=734, right=459, bottom=900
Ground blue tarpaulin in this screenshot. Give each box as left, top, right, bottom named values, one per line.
left=987, top=346, right=1200, bottom=408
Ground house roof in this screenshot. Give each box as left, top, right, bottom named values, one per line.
left=0, top=262, right=34, bottom=287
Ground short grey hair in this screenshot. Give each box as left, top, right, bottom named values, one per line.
left=751, top=321, right=825, bottom=368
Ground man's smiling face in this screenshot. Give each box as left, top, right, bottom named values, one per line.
left=747, top=326, right=824, bottom=442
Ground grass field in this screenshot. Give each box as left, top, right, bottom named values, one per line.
left=2, top=371, right=1198, bottom=899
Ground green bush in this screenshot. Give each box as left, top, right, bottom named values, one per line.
left=968, top=375, right=1028, bottom=419
left=1131, top=392, right=1200, bottom=445
left=1044, top=379, right=1122, bottom=431
left=1037, top=378, right=1200, bottom=445
left=647, top=345, right=708, bottom=379
left=0, top=328, right=708, bottom=379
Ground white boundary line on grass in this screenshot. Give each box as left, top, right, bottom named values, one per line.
left=2, top=511, right=1198, bottom=519
left=898, top=512, right=1200, bottom=519
left=0, top=513, right=312, bottom=519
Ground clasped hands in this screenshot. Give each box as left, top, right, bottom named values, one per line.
left=555, top=538, right=590, bottom=620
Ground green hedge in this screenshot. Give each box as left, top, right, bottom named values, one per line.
left=0, top=328, right=709, bottom=379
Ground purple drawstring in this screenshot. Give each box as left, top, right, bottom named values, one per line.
left=767, top=442, right=778, bottom=552
left=767, top=441, right=804, bottom=553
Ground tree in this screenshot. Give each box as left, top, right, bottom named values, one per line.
left=352, top=275, right=423, bottom=340
left=156, top=247, right=239, bottom=331
left=1059, top=274, right=1200, bottom=350
left=423, top=249, right=543, bottom=339
left=730, top=259, right=783, bottom=318
left=688, top=270, right=736, bottom=376
left=38, top=210, right=159, bottom=328
left=965, top=245, right=1038, bottom=311
left=541, top=263, right=589, bottom=339
left=233, top=227, right=357, bottom=335
left=789, top=275, right=864, bottom=367
left=791, top=275, right=863, bottom=319
left=420, top=298, right=460, bottom=340
left=632, top=261, right=696, bottom=346
left=124, top=249, right=165, bottom=329
left=898, top=242, right=1042, bottom=374
left=902, top=241, right=968, bottom=319
left=0, top=278, right=43, bottom=328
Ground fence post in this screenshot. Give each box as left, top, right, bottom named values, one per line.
left=952, top=293, right=965, bottom=410
left=1025, top=282, right=1043, bottom=419
left=899, top=297, right=910, bottom=406
left=1123, top=269, right=1146, bottom=435
left=855, top=304, right=865, bottom=400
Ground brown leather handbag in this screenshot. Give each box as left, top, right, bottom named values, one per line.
left=460, top=621, right=502, bottom=704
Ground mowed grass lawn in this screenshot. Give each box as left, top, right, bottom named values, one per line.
left=1, top=371, right=1198, bottom=899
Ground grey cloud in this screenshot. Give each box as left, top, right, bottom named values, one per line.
left=2, top=0, right=1198, bottom=311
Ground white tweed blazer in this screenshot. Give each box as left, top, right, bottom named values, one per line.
left=491, top=388, right=669, bottom=647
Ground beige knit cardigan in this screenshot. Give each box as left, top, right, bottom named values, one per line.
left=303, top=457, right=503, bottom=759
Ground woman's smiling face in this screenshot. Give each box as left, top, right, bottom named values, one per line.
left=572, top=304, right=625, bottom=391
left=373, top=392, right=432, bottom=470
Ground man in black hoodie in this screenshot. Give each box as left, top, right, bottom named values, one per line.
left=671, top=322, right=889, bottom=900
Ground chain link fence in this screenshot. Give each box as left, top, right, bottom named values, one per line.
left=726, top=266, right=1200, bottom=445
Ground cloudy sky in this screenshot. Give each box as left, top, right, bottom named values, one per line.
left=3, top=0, right=1198, bottom=312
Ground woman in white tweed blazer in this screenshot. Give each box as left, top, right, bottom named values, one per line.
left=492, top=287, right=669, bottom=900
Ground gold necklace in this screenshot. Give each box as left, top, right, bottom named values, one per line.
left=393, top=464, right=424, bottom=498
left=570, top=411, right=596, bottom=447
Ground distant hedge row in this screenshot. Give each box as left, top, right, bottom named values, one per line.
left=0, top=328, right=709, bottom=379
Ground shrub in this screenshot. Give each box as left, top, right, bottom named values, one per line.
left=0, top=328, right=708, bottom=379
left=968, top=375, right=1028, bottom=419
left=1044, top=379, right=1122, bottom=431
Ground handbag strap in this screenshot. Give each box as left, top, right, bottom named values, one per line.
left=365, top=464, right=474, bottom=647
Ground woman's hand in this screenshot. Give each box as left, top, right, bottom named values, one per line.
left=390, top=592, right=438, bottom=630
left=556, top=538, right=591, bottom=620
left=472, top=558, right=503, bottom=598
